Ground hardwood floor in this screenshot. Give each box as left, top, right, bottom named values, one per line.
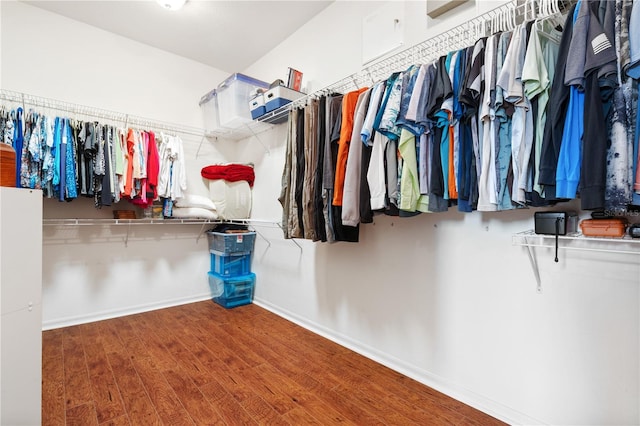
left=42, top=301, right=506, bottom=425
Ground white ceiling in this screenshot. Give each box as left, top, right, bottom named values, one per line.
left=24, top=0, right=334, bottom=73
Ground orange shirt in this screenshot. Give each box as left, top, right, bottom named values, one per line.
left=123, top=128, right=135, bottom=197
left=332, top=87, right=368, bottom=206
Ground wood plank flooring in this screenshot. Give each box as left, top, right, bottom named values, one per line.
left=42, top=301, right=506, bottom=425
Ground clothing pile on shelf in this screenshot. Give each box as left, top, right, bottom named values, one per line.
left=0, top=107, right=188, bottom=215
left=200, top=163, right=255, bottom=220
left=280, top=0, right=640, bottom=243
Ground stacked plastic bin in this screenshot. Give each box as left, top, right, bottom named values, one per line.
left=206, top=230, right=256, bottom=309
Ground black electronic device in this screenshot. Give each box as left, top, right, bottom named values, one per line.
left=533, top=211, right=578, bottom=263
left=534, top=211, right=578, bottom=235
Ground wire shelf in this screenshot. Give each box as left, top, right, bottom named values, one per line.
left=42, top=218, right=282, bottom=227
left=512, top=229, right=640, bottom=255
left=261, top=0, right=574, bottom=119
left=0, top=89, right=207, bottom=137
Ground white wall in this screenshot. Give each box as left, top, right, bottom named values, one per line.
left=241, top=1, right=640, bottom=425
left=1, top=1, right=233, bottom=328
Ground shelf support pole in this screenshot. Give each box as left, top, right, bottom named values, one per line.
left=195, top=134, right=206, bottom=158
left=252, top=227, right=272, bottom=251
left=124, top=221, right=131, bottom=247
left=196, top=221, right=211, bottom=244
left=243, top=122, right=270, bottom=155
left=523, top=236, right=542, bottom=293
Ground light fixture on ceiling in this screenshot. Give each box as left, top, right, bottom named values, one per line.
left=156, top=0, right=187, bottom=11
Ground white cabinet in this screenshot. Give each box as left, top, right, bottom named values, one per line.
left=0, top=188, right=42, bottom=425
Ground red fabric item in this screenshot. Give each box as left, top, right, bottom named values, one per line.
left=201, top=164, right=255, bottom=187
left=146, top=131, right=160, bottom=200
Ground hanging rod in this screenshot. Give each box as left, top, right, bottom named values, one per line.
left=0, top=89, right=207, bottom=137
left=279, top=0, right=574, bottom=112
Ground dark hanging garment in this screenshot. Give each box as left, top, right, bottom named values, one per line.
left=59, top=118, right=67, bottom=201
left=383, top=138, right=400, bottom=216
left=427, top=55, right=453, bottom=212
left=537, top=4, right=577, bottom=201
left=82, top=122, right=96, bottom=197
left=294, top=109, right=306, bottom=237
left=100, top=126, right=112, bottom=207
left=580, top=0, right=618, bottom=210
left=13, top=108, right=24, bottom=188
left=359, top=136, right=374, bottom=224
left=313, top=96, right=327, bottom=242
left=322, top=94, right=344, bottom=243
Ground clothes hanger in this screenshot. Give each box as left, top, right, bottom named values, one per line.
left=533, top=3, right=563, bottom=44
left=542, top=0, right=550, bottom=17
left=503, top=7, right=509, bottom=31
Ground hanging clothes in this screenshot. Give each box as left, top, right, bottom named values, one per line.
left=313, top=96, right=328, bottom=241
left=477, top=34, right=500, bottom=211
left=278, top=108, right=295, bottom=239
left=342, top=87, right=372, bottom=227
left=580, top=0, right=619, bottom=210
left=604, top=0, right=635, bottom=211
left=13, top=107, right=24, bottom=188
left=156, top=132, right=186, bottom=201
left=322, top=94, right=344, bottom=242
left=369, top=75, right=398, bottom=212
left=494, top=30, right=514, bottom=211
left=555, top=1, right=587, bottom=200
left=272, top=0, right=639, bottom=244
left=523, top=18, right=561, bottom=204
left=333, top=87, right=368, bottom=207
left=303, top=99, right=319, bottom=240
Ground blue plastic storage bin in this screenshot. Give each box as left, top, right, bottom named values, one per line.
left=210, top=251, right=251, bottom=277
left=209, top=272, right=256, bottom=309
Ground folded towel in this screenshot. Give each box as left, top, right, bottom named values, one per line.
left=171, top=207, right=219, bottom=220
left=174, top=194, right=216, bottom=210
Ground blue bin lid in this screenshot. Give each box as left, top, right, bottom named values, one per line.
left=218, top=73, right=269, bottom=91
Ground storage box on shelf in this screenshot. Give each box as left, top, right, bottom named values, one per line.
left=199, top=89, right=220, bottom=135
left=208, top=272, right=256, bottom=309
left=264, top=85, right=305, bottom=112
left=252, top=85, right=306, bottom=124
left=249, top=94, right=266, bottom=120
left=206, top=230, right=256, bottom=254
left=199, top=73, right=270, bottom=138
left=580, top=218, right=628, bottom=237
left=217, top=73, right=269, bottom=127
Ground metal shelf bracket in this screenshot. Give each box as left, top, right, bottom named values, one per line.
left=512, top=229, right=640, bottom=293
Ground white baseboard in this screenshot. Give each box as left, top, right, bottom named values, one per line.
left=253, top=298, right=546, bottom=426
left=42, top=293, right=213, bottom=330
